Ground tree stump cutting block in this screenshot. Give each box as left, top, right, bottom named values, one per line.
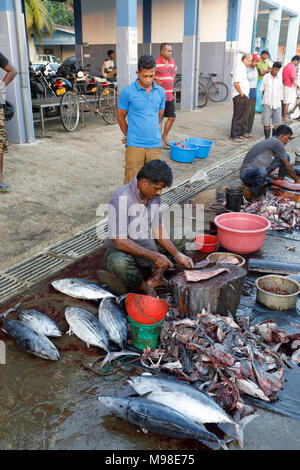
left=170, top=263, right=247, bottom=318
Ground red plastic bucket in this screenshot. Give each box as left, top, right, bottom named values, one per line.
left=214, top=213, right=271, bottom=254
left=125, top=293, right=169, bottom=325
left=194, top=234, right=218, bottom=253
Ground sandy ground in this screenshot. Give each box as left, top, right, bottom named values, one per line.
left=1, top=101, right=300, bottom=270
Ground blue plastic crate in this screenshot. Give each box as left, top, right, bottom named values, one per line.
left=186, top=137, right=213, bottom=159
left=169, top=141, right=199, bottom=163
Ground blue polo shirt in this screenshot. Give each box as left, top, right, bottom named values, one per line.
left=118, top=79, right=165, bottom=148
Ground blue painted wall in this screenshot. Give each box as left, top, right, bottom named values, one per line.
left=226, top=0, right=242, bottom=42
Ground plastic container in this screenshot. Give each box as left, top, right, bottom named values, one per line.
left=169, top=141, right=199, bottom=163
left=128, top=317, right=163, bottom=350
left=194, top=234, right=218, bottom=253
left=255, top=275, right=300, bottom=310
left=125, top=293, right=169, bottom=325
left=225, top=188, right=244, bottom=212
left=214, top=213, right=271, bottom=254
left=207, top=252, right=245, bottom=267
left=186, top=137, right=213, bottom=159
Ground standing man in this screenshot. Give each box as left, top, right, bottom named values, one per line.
left=255, top=50, right=271, bottom=113
left=102, top=50, right=117, bottom=79
left=117, top=55, right=165, bottom=184
left=261, top=62, right=283, bottom=139
left=155, top=43, right=177, bottom=150
left=0, top=52, right=17, bottom=192
left=282, top=55, right=300, bottom=123
left=230, top=53, right=252, bottom=143
left=241, top=54, right=259, bottom=138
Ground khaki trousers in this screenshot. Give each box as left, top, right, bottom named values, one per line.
left=124, top=146, right=161, bottom=184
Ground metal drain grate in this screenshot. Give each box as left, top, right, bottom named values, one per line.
left=0, top=153, right=245, bottom=306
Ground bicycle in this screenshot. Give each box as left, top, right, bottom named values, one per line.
left=174, top=76, right=208, bottom=108
left=198, top=73, right=228, bottom=102
left=60, top=74, right=118, bottom=132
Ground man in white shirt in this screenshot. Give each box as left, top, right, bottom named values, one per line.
left=102, top=50, right=116, bottom=79
left=261, top=62, right=283, bottom=139
left=230, top=54, right=253, bottom=142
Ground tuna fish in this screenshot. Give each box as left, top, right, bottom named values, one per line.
left=128, top=374, right=233, bottom=425
left=235, top=378, right=270, bottom=402
left=128, top=374, right=256, bottom=447
left=98, top=297, right=128, bottom=349
left=65, top=307, right=139, bottom=367
left=17, top=308, right=62, bottom=337
left=51, top=278, right=115, bottom=301
left=2, top=318, right=60, bottom=361
left=97, top=396, right=225, bottom=450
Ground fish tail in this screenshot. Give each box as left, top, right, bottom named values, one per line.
left=100, top=350, right=139, bottom=369
left=235, top=413, right=259, bottom=448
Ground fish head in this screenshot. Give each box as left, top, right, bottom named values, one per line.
left=97, top=396, right=129, bottom=418
left=128, top=375, right=154, bottom=394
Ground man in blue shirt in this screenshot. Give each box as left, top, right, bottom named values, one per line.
left=117, top=55, right=166, bottom=184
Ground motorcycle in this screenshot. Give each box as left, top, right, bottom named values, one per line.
left=29, top=63, right=72, bottom=100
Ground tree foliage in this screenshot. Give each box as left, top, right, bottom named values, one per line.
left=45, top=0, right=74, bottom=27
left=25, top=0, right=55, bottom=42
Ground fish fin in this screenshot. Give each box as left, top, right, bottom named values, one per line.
left=1, top=329, right=7, bottom=334
left=139, top=391, right=153, bottom=399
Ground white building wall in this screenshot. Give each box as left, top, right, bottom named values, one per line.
left=81, top=0, right=143, bottom=45
left=200, top=0, right=228, bottom=43
left=151, top=0, right=184, bottom=43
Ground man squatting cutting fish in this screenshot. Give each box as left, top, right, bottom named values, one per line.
left=104, top=159, right=194, bottom=296
left=240, top=124, right=300, bottom=201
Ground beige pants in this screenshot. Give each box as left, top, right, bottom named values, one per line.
left=124, top=146, right=161, bottom=184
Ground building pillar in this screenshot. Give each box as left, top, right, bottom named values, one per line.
left=73, top=0, right=83, bottom=66
left=285, top=15, right=300, bottom=65
left=225, top=0, right=242, bottom=101
left=0, top=0, right=34, bottom=143
left=143, top=0, right=152, bottom=55
left=266, top=6, right=282, bottom=60
left=116, top=0, right=138, bottom=92
left=181, top=0, right=198, bottom=111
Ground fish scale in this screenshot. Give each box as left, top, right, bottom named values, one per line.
left=98, top=297, right=128, bottom=349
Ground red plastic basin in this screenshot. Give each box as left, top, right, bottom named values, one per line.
left=125, top=293, right=169, bottom=325
left=194, top=234, right=218, bottom=253
left=214, top=213, right=271, bottom=254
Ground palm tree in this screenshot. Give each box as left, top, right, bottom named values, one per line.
left=25, top=0, right=55, bottom=42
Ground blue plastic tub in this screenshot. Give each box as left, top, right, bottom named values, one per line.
left=169, top=141, right=199, bottom=163
left=186, top=137, right=213, bottom=159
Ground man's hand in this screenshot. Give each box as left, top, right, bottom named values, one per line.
left=174, top=252, right=194, bottom=268
left=151, top=252, right=173, bottom=270
left=240, top=92, right=244, bottom=98
left=121, top=136, right=127, bottom=144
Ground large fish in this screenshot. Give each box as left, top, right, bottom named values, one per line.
left=98, top=297, right=128, bottom=349
left=129, top=374, right=233, bottom=425
left=17, top=308, right=62, bottom=337
left=51, top=278, right=115, bottom=301
left=2, top=318, right=60, bottom=361
left=65, top=307, right=139, bottom=367
left=128, top=374, right=255, bottom=447
left=97, top=396, right=225, bottom=450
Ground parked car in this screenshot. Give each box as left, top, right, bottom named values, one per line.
left=36, top=54, right=61, bottom=64
left=62, top=56, right=78, bottom=67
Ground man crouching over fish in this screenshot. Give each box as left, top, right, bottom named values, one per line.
left=104, top=160, right=194, bottom=296
left=240, top=124, right=299, bottom=201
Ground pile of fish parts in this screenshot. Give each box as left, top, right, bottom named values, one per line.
left=141, top=310, right=300, bottom=418
left=242, top=195, right=300, bottom=231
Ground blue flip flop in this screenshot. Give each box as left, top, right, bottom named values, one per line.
left=0, top=183, right=9, bottom=192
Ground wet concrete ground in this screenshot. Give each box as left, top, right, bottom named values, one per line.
left=0, top=172, right=300, bottom=450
